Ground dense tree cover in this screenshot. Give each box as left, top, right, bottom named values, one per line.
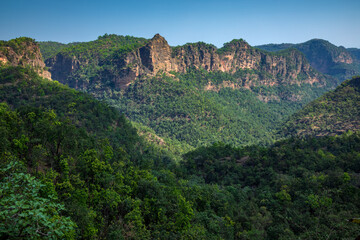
left=107, top=68, right=333, bottom=148
left=38, top=41, right=81, bottom=60
left=0, top=101, right=194, bottom=239
left=56, top=34, right=148, bottom=60
left=180, top=133, right=360, bottom=239
left=0, top=66, right=193, bottom=239
left=39, top=34, right=148, bottom=63
left=1, top=65, right=360, bottom=239
left=281, top=76, right=360, bottom=137
left=2, top=36, right=360, bottom=239
left=131, top=121, right=195, bottom=162
left=0, top=159, right=76, bottom=239
left=42, top=34, right=149, bottom=95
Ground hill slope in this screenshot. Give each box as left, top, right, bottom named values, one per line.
left=109, top=68, right=334, bottom=147
left=179, top=133, right=360, bottom=239
left=2, top=37, right=360, bottom=240
left=280, top=76, right=360, bottom=137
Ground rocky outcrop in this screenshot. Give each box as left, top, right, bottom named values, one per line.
left=46, top=34, right=328, bottom=90
left=0, top=38, right=51, bottom=79
left=135, top=35, right=325, bottom=87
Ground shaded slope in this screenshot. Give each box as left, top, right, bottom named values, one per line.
left=179, top=133, right=360, bottom=239
left=109, top=69, right=335, bottom=147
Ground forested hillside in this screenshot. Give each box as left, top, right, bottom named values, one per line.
left=109, top=68, right=331, bottom=147
left=0, top=64, right=198, bottom=239
left=2, top=65, right=360, bottom=239
left=1, top=37, right=360, bottom=240
left=280, top=76, right=360, bottom=138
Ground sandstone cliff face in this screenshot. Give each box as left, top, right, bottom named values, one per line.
left=135, top=35, right=323, bottom=87
left=46, top=34, right=326, bottom=90
left=0, top=38, right=51, bottom=79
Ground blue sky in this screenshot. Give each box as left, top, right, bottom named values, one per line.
left=1, top=0, right=359, bottom=48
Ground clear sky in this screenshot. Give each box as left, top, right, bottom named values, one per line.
left=1, top=0, right=359, bottom=48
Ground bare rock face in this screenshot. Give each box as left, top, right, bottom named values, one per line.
left=46, top=34, right=327, bottom=91
left=139, top=34, right=175, bottom=73
left=0, top=39, right=51, bottom=80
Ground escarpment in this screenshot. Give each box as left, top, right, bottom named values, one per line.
left=45, top=34, right=330, bottom=91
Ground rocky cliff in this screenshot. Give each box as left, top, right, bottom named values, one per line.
left=45, top=34, right=328, bottom=91
left=0, top=37, right=51, bottom=79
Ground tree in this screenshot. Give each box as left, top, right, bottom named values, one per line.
left=0, top=158, right=76, bottom=239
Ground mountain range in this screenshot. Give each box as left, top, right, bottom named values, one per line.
left=38, top=34, right=354, bottom=147
left=256, top=39, right=360, bottom=80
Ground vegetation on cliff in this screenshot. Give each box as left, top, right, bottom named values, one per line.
left=0, top=37, right=51, bottom=79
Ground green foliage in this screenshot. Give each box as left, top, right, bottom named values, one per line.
left=281, top=76, right=360, bottom=137
left=58, top=34, right=147, bottom=60
left=0, top=159, right=76, bottom=239
left=39, top=35, right=337, bottom=153
left=181, top=133, right=360, bottom=239
left=217, top=38, right=247, bottom=54
left=0, top=37, right=36, bottom=54
left=172, top=41, right=217, bottom=57
left=1, top=61, right=360, bottom=239
left=43, top=34, right=149, bottom=93
left=0, top=37, right=39, bottom=66
left=38, top=41, right=80, bottom=60
left=0, top=66, right=197, bottom=239
left=108, top=68, right=332, bottom=149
